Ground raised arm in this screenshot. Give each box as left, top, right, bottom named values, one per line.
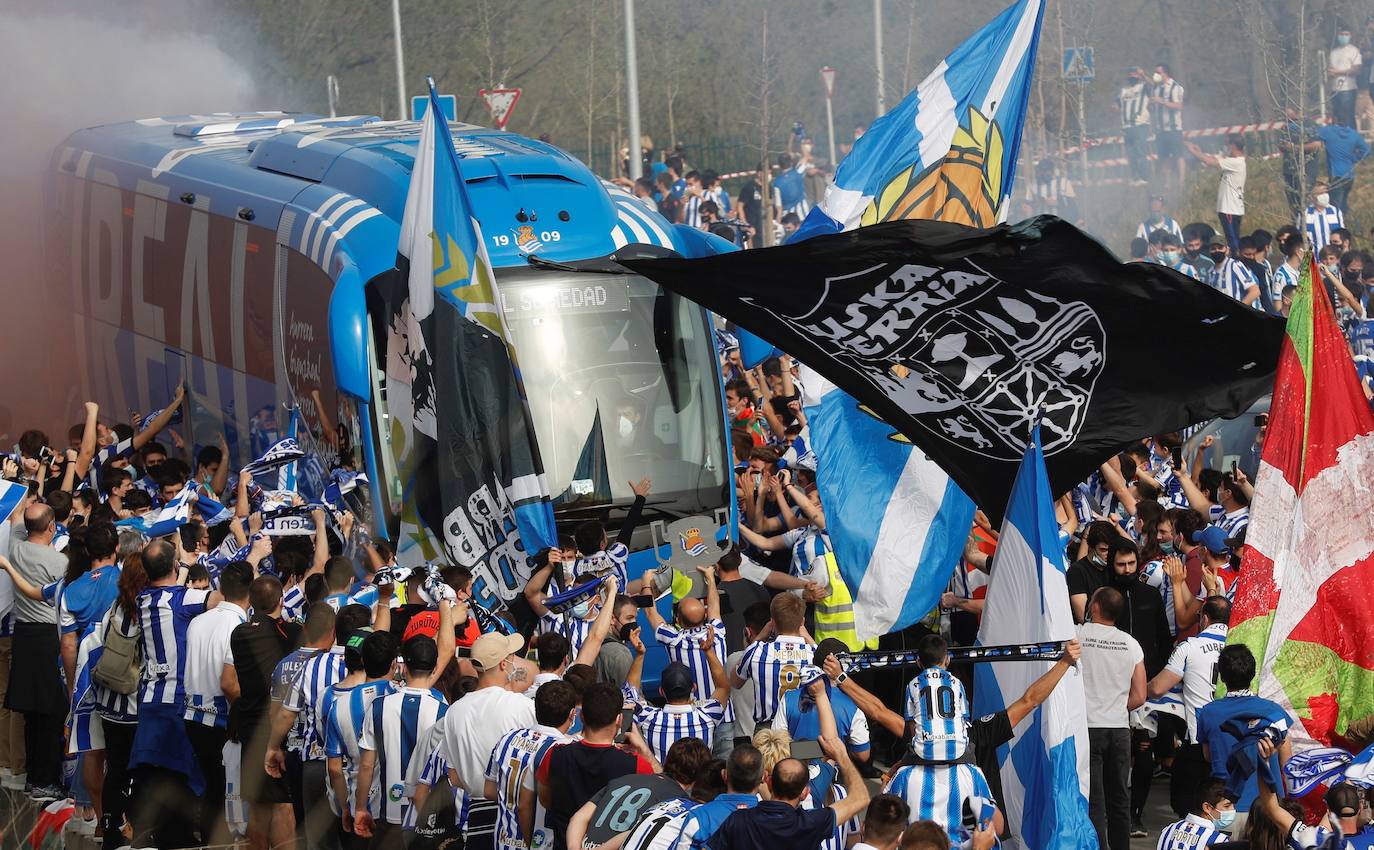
left=820, top=733, right=870, bottom=824
left=785, top=483, right=825, bottom=530
left=307, top=508, right=329, bottom=578
left=73, top=402, right=100, bottom=479
left=738, top=524, right=789, bottom=553
left=702, top=633, right=729, bottom=704
left=132, top=384, right=186, bottom=452
left=572, top=576, right=620, bottom=667
left=414, top=600, right=455, bottom=689
left=1097, top=459, right=1137, bottom=517
left=523, top=560, right=556, bottom=619
left=701, top=564, right=721, bottom=622
left=615, top=480, right=651, bottom=548
left=1006, top=639, right=1081, bottom=727
left=823, top=654, right=903, bottom=737
left=209, top=433, right=231, bottom=497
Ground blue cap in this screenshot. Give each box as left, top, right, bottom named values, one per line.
left=1191, top=526, right=1231, bottom=555
left=661, top=663, right=694, bottom=700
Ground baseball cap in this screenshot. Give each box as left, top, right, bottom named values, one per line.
left=342, top=630, right=371, bottom=666
left=1327, top=783, right=1361, bottom=818
left=813, top=638, right=849, bottom=668
left=403, top=635, right=439, bottom=672
left=1190, top=526, right=1231, bottom=555
left=661, top=662, right=694, bottom=700
left=1207, top=233, right=1228, bottom=248
left=470, top=632, right=525, bottom=672
left=402, top=609, right=440, bottom=642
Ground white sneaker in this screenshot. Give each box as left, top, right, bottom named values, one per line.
left=2, top=771, right=25, bottom=789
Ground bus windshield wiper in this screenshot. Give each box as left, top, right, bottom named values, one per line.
left=525, top=245, right=679, bottom=275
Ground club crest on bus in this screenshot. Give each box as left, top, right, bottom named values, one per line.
left=512, top=225, right=542, bottom=254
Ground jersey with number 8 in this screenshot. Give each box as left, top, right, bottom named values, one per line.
left=904, top=667, right=970, bottom=762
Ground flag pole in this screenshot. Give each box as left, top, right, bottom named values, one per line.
left=623, top=0, right=644, bottom=180
left=873, top=0, right=886, bottom=117
left=391, top=0, right=407, bottom=120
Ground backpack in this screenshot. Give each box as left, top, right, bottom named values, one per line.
left=92, top=605, right=142, bottom=695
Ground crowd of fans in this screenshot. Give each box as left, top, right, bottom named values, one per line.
left=10, top=43, right=1374, bottom=850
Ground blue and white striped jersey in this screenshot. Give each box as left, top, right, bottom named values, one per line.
left=1304, top=205, right=1345, bottom=251
left=360, top=685, right=448, bottom=825
left=903, top=667, right=971, bottom=762
left=1136, top=217, right=1184, bottom=242
left=1117, top=83, right=1151, bottom=127
left=799, top=773, right=859, bottom=850
left=484, top=724, right=569, bottom=850
left=538, top=610, right=594, bottom=659
left=781, top=526, right=830, bottom=584
left=884, top=762, right=995, bottom=844
left=1140, top=558, right=1179, bottom=635
left=324, top=585, right=378, bottom=613
left=573, top=542, right=630, bottom=589
left=1153, top=79, right=1186, bottom=131
left=404, top=723, right=469, bottom=832
left=774, top=688, right=871, bottom=755
left=1158, top=813, right=1228, bottom=848
left=633, top=698, right=728, bottom=761
left=283, top=646, right=347, bottom=761
left=681, top=196, right=704, bottom=229
left=734, top=635, right=815, bottom=725
left=653, top=619, right=732, bottom=720
left=271, top=646, right=319, bottom=754
left=622, top=798, right=699, bottom=850
left=88, top=438, right=136, bottom=494
left=1217, top=507, right=1249, bottom=539
left=281, top=583, right=307, bottom=622
left=135, top=584, right=211, bottom=707
left=1165, top=258, right=1202, bottom=281
left=1273, top=262, right=1300, bottom=300
left=1209, top=258, right=1259, bottom=304
left=92, top=605, right=139, bottom=723
left=323, top=678, right=394, bottom=816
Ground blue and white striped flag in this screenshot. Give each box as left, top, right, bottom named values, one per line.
left=116, top=485, right=196, bottom=539
left=802, top=368, right=974, bottom=639
left=0, top=479, right=24, bottom=524
left=793, top=0, right=1044, bottom=240
left=973, top=427, right=1095, bottom=849
left=242, top=438, right=305, bottom=479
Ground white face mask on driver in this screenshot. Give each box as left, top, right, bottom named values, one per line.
left=618, top=416, right=634, bottom=439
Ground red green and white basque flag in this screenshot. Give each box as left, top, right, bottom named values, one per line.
left=1228, top=255, right=1374, bottom=748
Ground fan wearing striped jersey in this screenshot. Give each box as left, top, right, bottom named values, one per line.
left=525, top=558, right=623, bottom=664
left=627, top=629, right=731, bottom=760
left=902, top=635, right=970, bottom=761
left=323, top=630, right=399, bottom=839
left=483, top=681, right=579, bottom=850
left=71, top=389, right=185, bottom=496
left=731, top=593, right=816, bottom=727
left=646, top=564, right=735, bottom=752
left=1155, top=777, right=1236, bottom=849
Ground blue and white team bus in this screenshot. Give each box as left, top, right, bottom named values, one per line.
left=47, top=110, right=735, bottom=610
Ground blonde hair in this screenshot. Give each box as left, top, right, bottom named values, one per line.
left=752, top=728, right=792, bottom=774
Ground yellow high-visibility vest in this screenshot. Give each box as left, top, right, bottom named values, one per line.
left=813, top=552, right=878, bottom=651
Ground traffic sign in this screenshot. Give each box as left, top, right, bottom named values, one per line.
left=411, top=94, right=457, bottom=122
left=819, top=66, right=837, bottom=99
left=480, top=88, right=522, bottom=130
left=1062, top=47, right=1094, bottom=82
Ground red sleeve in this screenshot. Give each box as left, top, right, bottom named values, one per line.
left=536, top=744, right=559, bottom=784
left=634, top=754, right=655, bottom=775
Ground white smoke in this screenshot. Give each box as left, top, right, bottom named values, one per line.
left=0, top=6, right=260, bottom=436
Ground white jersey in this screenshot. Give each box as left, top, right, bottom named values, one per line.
left=885, top=762, right=995, bottom=843
left=904, top=667, right=970, bottom=762
left=1165, top=624, right=1228, bottom=742
left=1158, top=813, right=1228, bottom=849
left=360, top=685, right=449, bottom=825
left=622, top=798, right=699, bottom=850
left=485, top=725, right=568, bottom=850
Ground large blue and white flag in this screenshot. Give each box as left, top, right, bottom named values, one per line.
left=378, top=79, right=557, bottom=610
left=802, top=368, right=974, bottom=639
left=242, top=438, right=305, bottom=479
left=794, top=0, right=1044, bottom=241
left=973, top=427, right=1095, bottom=849
left=0, top=479, right=24, bottom=525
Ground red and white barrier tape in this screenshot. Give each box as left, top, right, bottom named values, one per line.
left=1061, top=121, right=1287, bottom=156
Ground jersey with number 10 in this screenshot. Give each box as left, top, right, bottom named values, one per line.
left=903, top=667, right=970, bottom=762
left=485, top=725, right=568, bottom=850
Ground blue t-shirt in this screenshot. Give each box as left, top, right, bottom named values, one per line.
left=1316, top=124, right=1371, bottom=179
left=779, top=688, right=870, bottom=753
left=1195, top=693, right=1292, bottom=812
left=60, top=565, right=122, bottom=638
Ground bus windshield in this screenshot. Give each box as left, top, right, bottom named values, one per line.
left=496, top=268, right=728, bottom=531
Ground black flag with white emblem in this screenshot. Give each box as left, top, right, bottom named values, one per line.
left=625, top=215, right=1285, bottom=519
